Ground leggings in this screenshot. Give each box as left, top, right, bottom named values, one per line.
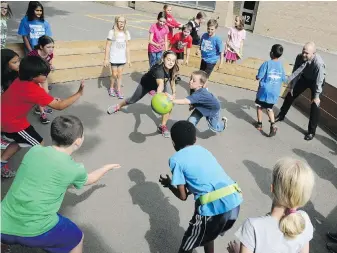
left=125, top=84, right=168, bottom=105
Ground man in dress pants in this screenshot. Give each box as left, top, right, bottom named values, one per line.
left=276, top=42, right=326, bottom=141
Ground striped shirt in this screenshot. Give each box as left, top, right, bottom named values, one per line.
left=292, top=53, right=326, bottom=99
left=28, top=49, right=53, bottom=63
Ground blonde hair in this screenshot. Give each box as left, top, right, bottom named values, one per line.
left=272, top=157, right=315, bottom=239
left=113, top=16, right=128, bottom=37
left=235, top=16, right=245, bottom=30
left=192, top=70, right=208, bottom=86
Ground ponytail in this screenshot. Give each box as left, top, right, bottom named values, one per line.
left=279, top=210, right=306, bottom=238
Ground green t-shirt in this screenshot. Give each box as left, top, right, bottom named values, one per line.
left=1, top=146, right=88, bottom=236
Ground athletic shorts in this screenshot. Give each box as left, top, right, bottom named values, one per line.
left=255, top=99, right=274, bottom=110
left=200, top=59, right=216, bottom=77
left=176, top=52, right=184, bottom=60
left=111, top=63, right=125, bottom=68
left=1, top=125, right=43, bottom=147
left=1, top=214, right=83, bottom=253
left=179, top=205, right=240, bottom=251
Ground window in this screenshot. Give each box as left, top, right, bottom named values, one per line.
left=160, top=1, right=216, bottom=11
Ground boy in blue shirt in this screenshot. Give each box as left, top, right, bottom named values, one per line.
left=159, top=120, right=242, bottom=253
left=168, top=70, right=228, bottom=133
left=255, top=44, right=287, bottom=137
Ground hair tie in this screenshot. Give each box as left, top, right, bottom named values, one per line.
left=287, top=208, right=297, bottom=215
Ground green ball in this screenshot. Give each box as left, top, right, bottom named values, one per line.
left=151, top=93, right=173, bottom=115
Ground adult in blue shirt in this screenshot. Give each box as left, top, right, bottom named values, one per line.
left=160, top=120, right=242, bottom=253
left=18, top=1, right=52, bottom=54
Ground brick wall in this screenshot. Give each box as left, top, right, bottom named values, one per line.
left=135, top=1, right=232, bottom=27
left=254, top=2, right=337, bottom=53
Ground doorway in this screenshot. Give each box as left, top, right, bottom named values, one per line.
left=240, top=1, right=259, bottom=31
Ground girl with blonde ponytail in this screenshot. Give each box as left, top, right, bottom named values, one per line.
left=227, top=157, right=315, bottom=253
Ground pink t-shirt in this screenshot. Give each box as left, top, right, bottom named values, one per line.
left=228, top=27, right=246, bottom=51
left=148, top=23, right=169, bottom=53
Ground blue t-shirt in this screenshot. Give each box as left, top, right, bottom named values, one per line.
left=200, top=33, right=223, bottom=64
left=169, top=145, right=243, bottom=216
left=256, top=60, right=287, bottom=104
left=187, top=88, right=220, bottom=117
left=18, top=16, right=52, bottom=48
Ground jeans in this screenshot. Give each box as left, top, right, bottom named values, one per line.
left=188, top=109, right=225, bottom=133
left=148, top=51, right=163, bottom=68
left=279, top=77, right=324, bottom=134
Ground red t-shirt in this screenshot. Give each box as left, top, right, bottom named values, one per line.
left=28, top=49, right=54, bottom=63
left=166, top=13, right=181, bottom=41
left=170, top=32, right=193, bottom=53
left=1, top=78, right=54, bottom=133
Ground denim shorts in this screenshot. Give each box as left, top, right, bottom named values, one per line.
left=1, top=214, right=83, bottom=253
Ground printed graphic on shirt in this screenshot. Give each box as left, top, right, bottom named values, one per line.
left=176, top=40, right=187, bottom=50
left=267, top=69, right=282, bottom=84
left=29, top=24, right=46, bottom=39
left=201, top=39, right=213, bottom=52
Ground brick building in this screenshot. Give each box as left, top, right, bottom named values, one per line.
left=129, top=1, right=337, bottom=53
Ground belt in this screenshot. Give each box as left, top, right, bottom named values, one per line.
left=197, top=183, right=242, bottom=206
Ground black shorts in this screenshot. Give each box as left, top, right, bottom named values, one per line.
left=110, top=63, right=125, bottom=68
left=255, top=99, right=274, bottom=110
left=1, top=125, right=43, bottom=147
left=179, top=205, right=240, bottom=251
left=176, top=52, right=184, bottom=60
left=200, top=59, right=216, bottom=77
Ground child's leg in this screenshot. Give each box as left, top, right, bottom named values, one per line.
left=203, top=241, right=214, bottom=253
left=256, top=106, right=263, bottom=123
left=267, top=108, right=278, bottom=137
left=188, top=109, right=203, bottom=126
left=109, top=66, right=118, bottom=95
left=148, top=52, right=155, bottom=68
left=267, top=108, right=275, bottom=123
left=207, top=111, right=227, bottom=132
left=115, top=65, right=125, bottom=99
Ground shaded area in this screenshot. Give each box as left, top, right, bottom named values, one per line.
left=128, top=168, right=185, bottom=253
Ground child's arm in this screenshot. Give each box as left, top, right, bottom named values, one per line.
left=156, top=79, right=165, bottom=93
left=159, top=174, right=189, bottom=201
left=170, top=79, right=176, bottom=97
left=148, top=32, right=160, bottom=48
left=18, top=18, right=33, bottom=52
left=48, top=80, right=84, bottom=110
left=126, top=32, right=131, bottom=67
left=22, top=36, right=33, bottom=52
left=185, top=48, right=191, bottom=65
left=300, top=242, right=309, bottom=253
left=85, top=164, right=121, bottom=186
left=104, top=40, right=112, bottom=67
left=166, top=93, right=191, bottom=105
left=164, top=34, right=168, bottom=51
left=240, top=40, right=244, bottom=56
left=218, top=37, right=224, bottom=68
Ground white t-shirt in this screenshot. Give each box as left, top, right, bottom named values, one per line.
left=227, top=27, right=246, bottom=52
left=235, top=211, right=313, bottom=253
left=107, top=30, right=131, bottom=64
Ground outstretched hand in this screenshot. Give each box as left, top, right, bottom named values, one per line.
left=159, top=174, right=171, bottom=188
left=227, top=240, right=240, bottom=253
left=77, top=80, right=85, bottom=95
left=103, top=164, right=121, bottom=170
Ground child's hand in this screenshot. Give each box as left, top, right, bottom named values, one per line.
left=77, top=80, right=85, bottom=95
left=103, top=164, right=121, bottom=170
left=217, top=63, right=223, bottom=71
left=159, top=174, right=172, bottom=188
left=227, top=240, right=240, bottom=253
left=128, top=61, right=132, bottom=67
left=50, top=65, right=55, bottom=71
left=165, top=92, right=173, bottom=101
left=184, top=60, right=189, bottom=66
left=103, top=59, right=109, bottom=67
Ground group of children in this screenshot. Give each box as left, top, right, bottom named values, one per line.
left=1, top=2, right=316, bottom=253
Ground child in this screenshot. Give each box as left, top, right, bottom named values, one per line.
left=199, top=19, right=224, bottom=82
left=188, top=11, right=206, bottom=50
left=148, top=11, right=169, bottom=68
left=1, top=1, right=12, bottom=49
left=1, top=49, right=20, bottom=151
left=255, top=44, right=287, bottom=137
left=227, top=157, right=314, bottom=253
left=163, top=4, right=182, bottom=41
left=28, top=35, right=55, bottom=124
left=159, top=120, right=242, bottom=253
left=103, top=16, right=131, bottom=99
left=1, top=56, right=85, bottom=178
left=169, top=24, right=193, bottom=81
left=107, top=50, right=179, bottom=138
left=18, top=1, right=52, bottom=53
left=1, top=115, right=121, bottom=253
left=224, top=16, right=246, bottom=64
left=169, top=70, right=228, bottom=133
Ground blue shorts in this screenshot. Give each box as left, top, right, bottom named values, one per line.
left=1, top=214, right=82, bottom=253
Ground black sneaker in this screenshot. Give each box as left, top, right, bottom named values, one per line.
left=176, top=76, right=181, bottom=82
left=275, top=114, right=285, bottom=122
left=255, top=122, right=263, bottom=131
left=269, top=124, right=278, bottom=137
left=40, top=113, right=50, bottom=124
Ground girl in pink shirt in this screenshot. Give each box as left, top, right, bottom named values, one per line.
left=148, top=12, right=169, bottom=68
left=224, top=16, right=246, bottom=64
left=163, top=4, right=182, bottom=41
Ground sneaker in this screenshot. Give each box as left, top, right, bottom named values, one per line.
left=222, top=117, right=228, bottom=129
left=1, top=138, right=10, bottom=149
left=115, top=90, right=124, bottom=99
left=275, top=114, right=285, bottom=122
left=108, top=88, right=116, bottom=97
left=107, top=104, right=120, bottom=115
left=1, top=162, right=16, bottom=178
left=176, top=76, right=181, bottom=81
left=269, top=124, right=278, bottom=137
left=158, top=124, right=170, bottom=138
left=34, top=107, right=53, bottom=115
left=255, top=122, right=263, bottom=131
left=48, top=85, right=52, bottom=90
left=40, top=113, right=50, bottom=124
left=148, top=90, right=156, bottom=96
